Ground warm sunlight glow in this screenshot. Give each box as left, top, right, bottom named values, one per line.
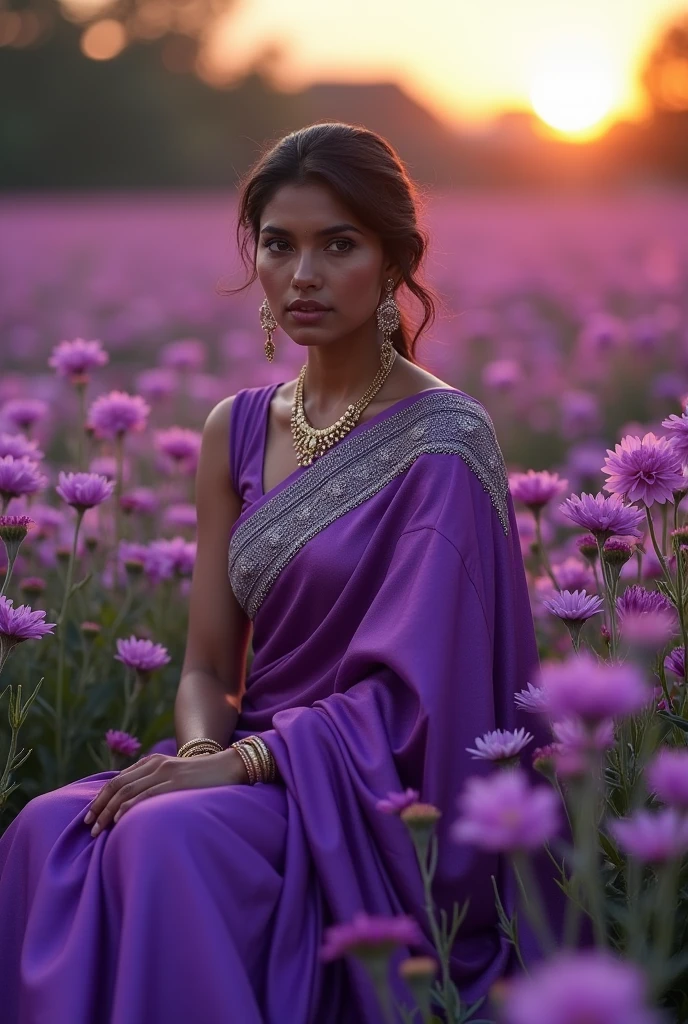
left=80, top=18, right=126, bottom=60
left=529, top=37, right=620, bottom=138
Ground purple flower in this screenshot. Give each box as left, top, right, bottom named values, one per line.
left=552, top=717, right=615, bottom=758
left=616, top=586, right=678, bottom=646
left=0, top=595, right=55, bottom=651
left=160, top=338, right=207, bottom=371
left=135, top=368, right=178, bottom=401
left=154, top=427, right=202, bottom=473
left=0, top=515, right=34, bottom=544
left=320, top=912, right=422, bottom=962
left=602, top=432, right=685, bottom=506
left=661, top=411, right=688, bottom=464
left=144, top=537, right=196, bottom=582
left=542, top=589, right=604, bottom=624
left=551, top=557, right=594, bottom=592
left=602, top=537, right=634, bottom=566
left=451, top=768, right=560, bottom=852
left=114, top=636, right=171, bottom=675
left=509, top=470, right=569, bottom=512
left=56, top=471, right=115, bottom=512
left=1, top=399, right=49, bottom=431
left=0, top=456, right=48, bottom=503
left=465, top=727, right=533, bottom=762
left=87, top=391, right=150, bottom=439
left=163, top=503, right=197, bottom=529
left=664, top=645, right=685, bottom=678
left=503, top=950, right=659, bottom=1024
left=105, top=729, right=142, bottom=757
left=647, top=748, right=688, bottom=810
left=559, top=492, right=645, bottom=540
left=48, top=339, right=109, bottom=381
left=0, top=432, right=44, bottom=461
left=375, top=788, right=420, bottom=815
left=610, top=808, right=688, bottom=863
left=536, top=652, right=650, bottom=723
left=514, top=682, right=550, bottom=714
left=120, top=487, right=158, bottom=515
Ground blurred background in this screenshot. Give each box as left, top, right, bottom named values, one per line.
left=1, top=0, right=688, bottom=474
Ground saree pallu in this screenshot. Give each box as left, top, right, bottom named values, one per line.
left=0, top=385, right=554, bottom=1024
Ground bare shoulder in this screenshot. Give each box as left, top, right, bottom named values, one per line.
left=204, top=394, right=236, bottom=437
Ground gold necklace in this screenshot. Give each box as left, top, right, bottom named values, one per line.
left=291, top=343, right=397, bottom=466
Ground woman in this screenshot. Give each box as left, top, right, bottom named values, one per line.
left=0, top=123, right=551, bottom=1023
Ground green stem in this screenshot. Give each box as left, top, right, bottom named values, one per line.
left=76, top=381, right=87, bottom=471
left=55, top=509, right=85, bottom=785
left=417, top=833, right=457, bottom=1022
left=661, top=504, right=668, bottom=558
left=653, top=859, right=680, bottom=978
left=114, top=434, right=124, bottom=576
left=0, top=549, right=17, bottom=599
left=645, top=507, right=674, bottom=598
left=534, top=510, right=558, bottom=588
left=596, top=538, right=618, bottom=660
left=511, top=851, right=557, bottom=955
left=576, top=766, right=608, bottom=948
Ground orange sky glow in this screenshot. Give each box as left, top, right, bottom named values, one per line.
left=201, top=0, right=688, bottom=136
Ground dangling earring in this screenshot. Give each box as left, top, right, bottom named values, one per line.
left=260, top=297, right=277, bottom=362
left=375, top=277, right=400, bottom=367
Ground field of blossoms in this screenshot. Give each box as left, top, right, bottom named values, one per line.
left=2, top=192, right=688, bottom=1023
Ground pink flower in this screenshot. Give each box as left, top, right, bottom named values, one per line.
left=647, top=748, right=688, bottom=809
left=503, top=950, right=659, bottom=1024
left=536, top=652, right=650, bottom=723
left=610, top=808, right=688, bottom=863
left=0, top=456, right=47, bottom=503
left=320, top=912, right=422, bottom=962
left=664, top=646, right=685, bottom=678
left=48, top=339, right=109, bottom=381
left=163, top=504, right=197, bottom=529
left=0, top=595, right=55, bottom=649
left=514, top=682, right=549, bottom=714
left=1, top=399, right=49, bottom=431
left=154, top=427, right=202, bottom=474
left=465, top=727, right=533, bottom=762
left=0, top=433, right=44, bottom=461
left=135, top=368, right=178, bottom=401
left=661, top=411, right=688, bottom=464
left=144, top=537, right=196, bottom=582
left=375, top=788, right=420, bottom=815
left=542, top=589, right=604, bottom=624
left=160, top=338, right=207, bottom=371
left=87, top=391, right=150, bottom=439
left=0, top=515, right=35, bottom=544
left=120, top=488, right=159, bottom=515
left=56, top=471, right=114, bottom=512
left=114, top=636, right=171, bottom=675
left=602, top=432, right=685, bottom=506
left=105, top=729, right=142, bottom=757
left=451, top=768, right=560, bottom=852
left=559, top=492, right=645, bottom=540
left=509, top=470, right=569, bottom=512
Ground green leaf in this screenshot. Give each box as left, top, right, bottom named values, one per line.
left=658, top=711, right=688, bottom=734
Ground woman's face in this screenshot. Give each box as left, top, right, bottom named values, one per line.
left=256, top=181, right=395, bottom=348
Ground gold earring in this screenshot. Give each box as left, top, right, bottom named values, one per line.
left=376, top=277, right=400, bottom=365
left=260, top=297, right=277, bottom=362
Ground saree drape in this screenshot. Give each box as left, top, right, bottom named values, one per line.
left=0, top=385, right=553, bottom=1024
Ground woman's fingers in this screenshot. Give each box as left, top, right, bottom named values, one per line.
left=87, top=770, right=166, bottom=837
left=84, top=754, right=166, bottom=829
left=112, top=781, right=171, bottom=823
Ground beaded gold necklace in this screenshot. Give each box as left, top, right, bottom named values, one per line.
left=290, top=343, right=397, bottom=466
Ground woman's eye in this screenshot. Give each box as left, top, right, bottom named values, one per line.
left=263, top=238, right=354, bottom=253
left=265, top=239, right=292, bottom=252
left=326, top=239, right=355, bottom=252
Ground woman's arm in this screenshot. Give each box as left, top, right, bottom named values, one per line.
left=174, top=395, right=251, bottom=754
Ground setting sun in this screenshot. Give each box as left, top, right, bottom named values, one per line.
left=529, top=37, right=621, bottom=139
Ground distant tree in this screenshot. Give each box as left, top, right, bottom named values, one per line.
left=641, top=13, right=688, bottom=113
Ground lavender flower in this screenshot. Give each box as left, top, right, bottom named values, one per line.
left=320, top=912, right=422, bottom=962
left=0, top=515, right=34, bottom=546
left=664, top=645, right=685, bottom=678
left=48, top=339, right=109, bottom=381
left=135, top=368, right=178, bottom=401
left=56, top=471, right=115, bottom=512
left=160, top=338, right=207, bottom=371
left=551, top=718, right=615, bottom=777
left=542, top=589, right=604, bottom=624
left=154, top=427, right=202, bottom=471
left=610, top=808, right=688, bottom=863
left=465, top=727, right=533, bottom=763
left=602, top=432, right=684, bottom=506
left=661, top=411, right=688, bottom=464
left=144, top=537, right=196, bottom=582
left=647, top=748, right=688, bottom=810
left=1, top=398, right=49, bottom=432
left=120, top=487, right=159, bottom=515
left=559, top=492, right=645, bottom=540
left=576, top=533, right=599, bottom=562
left=503, top=950, right=659, bottom=1024
left=114, top=636, right=171, bottom=676
left=451, top=768, right=560, bottom=852
left=105, top=729, right=142, bottom=757
left=375, top=788, right=420, bottom=815
left=0, top=456, right=47, bottom=504
left=0, top=432, right=44, bottom=461
left=536, top=652, right=650, bottom=723
left=0, top=595, right=55, bottom=663
left=602, top=537, right=634, bottom=567
left=163, top=503, right=197, bottom=529
left=514, top=682, right=550, bottom=714
left=509, top=470, right=569, bottom=512
left=87, top=391, right=150, bottom=439
left=616, top=586, right=678, bottom=646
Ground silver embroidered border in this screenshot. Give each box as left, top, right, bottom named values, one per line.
left=228, top=391, right=509, bottom=619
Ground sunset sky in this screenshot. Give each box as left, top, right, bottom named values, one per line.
left=205, top=0, right=688, bottom=132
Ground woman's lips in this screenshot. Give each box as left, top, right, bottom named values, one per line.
left=288, top=309, right=331, bottom=324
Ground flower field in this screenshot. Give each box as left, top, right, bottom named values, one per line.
left=2, top=191, right=688, bottom=1022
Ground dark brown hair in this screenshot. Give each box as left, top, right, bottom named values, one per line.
left=225, top=122, right=439, bottom=363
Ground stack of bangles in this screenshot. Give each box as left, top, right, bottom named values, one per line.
left=176, top=735, right=277, bottom=785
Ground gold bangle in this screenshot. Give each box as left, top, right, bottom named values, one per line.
left=231, top=742, right=258, bottom=784
left=177, top=737, right=222, bottom=758
left=241, top=736, right=276, bottom=783
left=182, top=746, right=222, bottom=758
left=241, top=743, right=262, bottom=783
left=239, top=737, right=270, bottom=781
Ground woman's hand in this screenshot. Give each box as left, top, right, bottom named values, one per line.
left=83, top=749, right=249, bottom=837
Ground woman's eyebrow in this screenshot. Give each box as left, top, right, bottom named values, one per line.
left=260, top=223, right=364, bottom=236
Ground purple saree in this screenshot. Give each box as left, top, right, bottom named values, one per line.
left=0, top=384, right=550, bottom=1024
